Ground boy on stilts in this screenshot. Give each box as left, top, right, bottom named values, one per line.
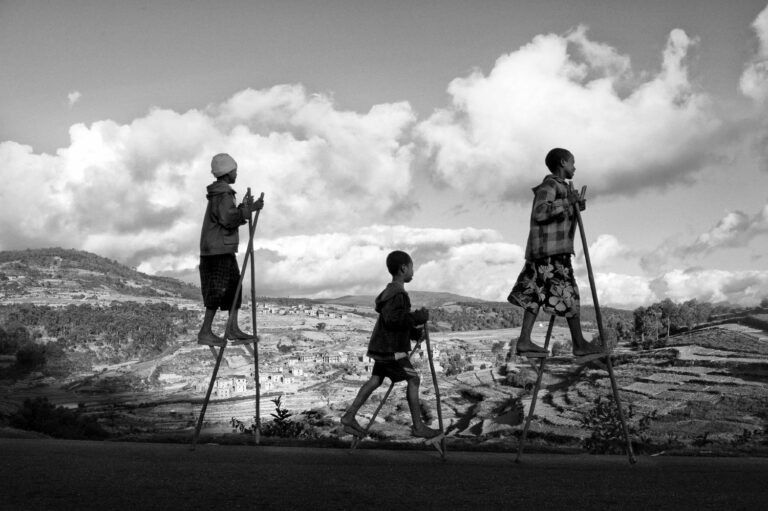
left=197, top=153, right=264, bottom=347
left=341, top=250, right=440, bottom=439
left=507, top=148, right=603, bottom=359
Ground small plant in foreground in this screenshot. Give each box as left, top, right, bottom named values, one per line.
left=580, top=396, right=655, bottom=454
left=260, top=396, right=318, bottom=439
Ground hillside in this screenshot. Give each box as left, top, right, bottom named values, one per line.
left=0, top=247, right=200, bottom=303
left=326, top=291, right=484, bottom=308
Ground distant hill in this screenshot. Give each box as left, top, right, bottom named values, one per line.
left=325, top=291, right=485, bottom=308
left=0, top=247, right=200, bottom=302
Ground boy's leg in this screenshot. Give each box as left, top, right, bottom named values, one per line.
left=226, top=307, right=256, bottom=340
left=341, top=375, right=383, bottom=432
left=198, top=307, right=225, bottom=346
left=567, top=315, right=603, bottom=356
left=514, top=309, right=548, bottom=354
left=406, top=376, right=440, bottom=438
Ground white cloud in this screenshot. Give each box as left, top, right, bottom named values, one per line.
left=740, top=4, right=768, bottom=103
left=417, top=26, right=722, bottom=201
left=590, top=272, right=656, bottom=310
left=0, top=85, right=417, bottom=271
left=585, top=234, right=630, bottom=269
left=417, top=241, right=525, bottom=301
left=681, top=204, right=768, bottom=255
left=67, top=91, right=82, bottom=107
left=174, top=225, right=525, bottom=300
left=651, top=268, right=768, bottom=306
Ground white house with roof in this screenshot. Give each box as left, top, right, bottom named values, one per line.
left=232, top=375, right=247, bottom=393
left=322, top=352, right=342, bottom=364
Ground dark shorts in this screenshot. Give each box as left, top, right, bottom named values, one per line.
left=372, top=358, right=419, bottom=383
left=199, top=254, right=242, bottom=311
left=507, top=253, right=580, bottom=318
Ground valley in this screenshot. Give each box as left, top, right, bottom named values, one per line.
left=1, top=248, right=767, bottom=456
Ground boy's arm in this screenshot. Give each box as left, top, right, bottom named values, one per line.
left=380, top=294, right=417, bottom=331
left=532, top=181, right=571, bottom=223
left=213, top=193, right=248, bottom=230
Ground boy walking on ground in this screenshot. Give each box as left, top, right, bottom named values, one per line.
left=341, top=250, right=440, bottom=439
left=507, top=148, right=603, bottom=360
left=198, top=153, right=264, bottom=348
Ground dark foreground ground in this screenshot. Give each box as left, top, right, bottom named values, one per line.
left=1, top=439, right=767, bottom=511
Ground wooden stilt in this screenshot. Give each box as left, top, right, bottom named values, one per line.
left=514, top=186, right=636, bottom=464
left=191, top=189, right=264, bottom=449
left=515, top=315, right=555, bottom=462
left=573, top=185, right=636, bottom=464
left=349, top=328, right=446, bottom=457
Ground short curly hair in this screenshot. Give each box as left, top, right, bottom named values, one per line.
left=545, top=148, right=573, bottom=172
left=386, top=250, right=412, bottom=276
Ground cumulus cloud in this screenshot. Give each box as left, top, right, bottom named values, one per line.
left=639, top=202, right=768, bottom=275
left=741, top=4, right=768, bottom=172
left=740, top=4, right=768, bottom=103
left=178, top=225, right=525, bottom=300
left=0, top=85, right=417, bottom=272
left=679, top=204, right=768, bottom=256
left=583, top=234, right=630, bottom=269
left=417, top=25, right=722, bottom=201
left=590, top=272, right=656, bottom=309
left=67, top=91, right=82, bottom=107
left=650, top=267, right=768, bottom=305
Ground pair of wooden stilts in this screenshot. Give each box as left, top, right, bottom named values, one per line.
left=348, top=327, right=447, bottom=459
left=191, top=189, right=263, bottom=450
left=515, top=186, right=637, bottom=464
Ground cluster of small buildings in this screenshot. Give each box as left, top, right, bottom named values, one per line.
left=256, top=303, right=347, bottom=320
left=213, top=374, right=248, bottom=398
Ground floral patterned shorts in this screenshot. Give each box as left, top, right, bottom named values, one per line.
left=507, top=254, right=580, bottom=318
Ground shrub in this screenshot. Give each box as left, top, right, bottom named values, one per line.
left=9, top=397, right=108, bottom=439
left=580, top=396, right=655, bottom=454
left=15, top=342, right=46, bottom=371
left=260, top=396, right=318, bottom=439
left=551, top=339, right=572, bottom=356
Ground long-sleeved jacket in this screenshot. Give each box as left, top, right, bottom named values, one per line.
left=524, top=174, right=576, bottom=260
left=366, top=282, right=424, bottom=360
left=199, top=181, right=248, bottom=256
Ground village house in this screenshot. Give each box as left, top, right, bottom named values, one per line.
left=215, top=377, right=232, bottom=398
left=296, top=351, right=318, bottom=363
left=232, top=375, right=247, bottom=393
left=214, top=375, right=249, bottom=398
left=322, top=352, right=342, bottom=364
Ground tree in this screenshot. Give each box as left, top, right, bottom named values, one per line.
left=659, top=298, right=677, bottom=340
left=317, top=384, right=335, bottom=406
left=15, top=342, right=46, bottom=370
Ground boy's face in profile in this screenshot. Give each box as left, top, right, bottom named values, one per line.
left=561, top=155, right=575, bottom=179
left=400, top=261, right=414, bottom=283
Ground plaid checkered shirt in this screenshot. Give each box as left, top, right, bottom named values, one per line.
left=524, top=174, right=576, bottom=260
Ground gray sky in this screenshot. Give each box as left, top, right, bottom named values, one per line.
left=2, top=0, right=768, bottom=307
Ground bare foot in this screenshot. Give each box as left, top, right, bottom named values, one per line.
left=341, top=414, right=364, bottom=435
left=514, top=338, right=548, bottom=355
left=197, top=331, right=225, bottom=347
left=411, top=424, right=440, bottom=439
left=225, top=327, right=256, bottom=341
left=573, top=341, right=604, bottom=357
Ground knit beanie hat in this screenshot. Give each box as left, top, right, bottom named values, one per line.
left=211, top=153, right=237, bottom=177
